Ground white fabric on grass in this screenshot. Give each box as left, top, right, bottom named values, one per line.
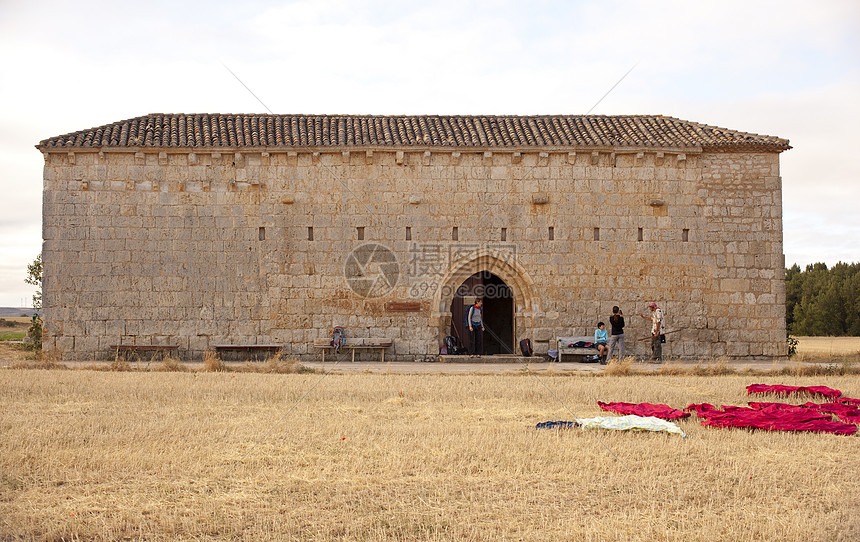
left=575, top=414, right=686, bottom=437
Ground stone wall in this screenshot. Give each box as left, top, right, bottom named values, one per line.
left=40, top=146, right=786, bottom=360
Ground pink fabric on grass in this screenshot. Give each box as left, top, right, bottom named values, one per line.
left=748, top=401, right=860, bottom=424
left=685, top=403, right=717, bottom=416
left=597, top=401, right=690, bottom=420
left=746, top=384, right=843, bottom=399
left=801, top=402, right=860, bottom=425
left=747, top=402, right=822, bottom=415
left=684, top=402, right=856, bottom=435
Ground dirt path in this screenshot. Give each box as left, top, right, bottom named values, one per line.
left=0, top=351, right=818, bottom=374
left=299, top=358, right=811, bottom=374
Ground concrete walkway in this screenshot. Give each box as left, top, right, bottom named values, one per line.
left=0, top=341, right=819, bottom=375
left=299, top=358, right=811, bottom=374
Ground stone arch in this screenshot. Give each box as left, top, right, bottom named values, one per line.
left=429, top=248, right=541, bottom=343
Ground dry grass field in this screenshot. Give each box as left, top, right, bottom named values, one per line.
left=1, top=369, right=858, bottom=541
left=795, top=336, right=860, bottom=357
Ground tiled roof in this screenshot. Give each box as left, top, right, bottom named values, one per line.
left=38, top=114, right=790, bottom=152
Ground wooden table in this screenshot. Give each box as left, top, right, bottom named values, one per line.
left=556, top=336, right=601, bottom=362
left=312, top=338, right=394, bottom=362
left=212, top=344, right=283, bottom=361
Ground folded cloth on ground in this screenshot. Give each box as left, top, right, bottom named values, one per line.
left=747, top=402, right=821, bottom=415
left=685, top=402, right=856, bottom=435
left=535, top=420, right=580, bottom=430
left=800, top=402, right=860, bottom=425
left=746, top=401, right=860, bottom=423
left=746, top=384, right=842, bottom=399
left=685, top=403, right=717, bottom=416
left=837, top=396, right=860, bottom=406
left=597, top=401, right=690, bottom=420
left=575, top=415, right=686, bottom=437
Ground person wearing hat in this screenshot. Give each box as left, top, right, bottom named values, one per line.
left=639, top=302, right=664, bottom=362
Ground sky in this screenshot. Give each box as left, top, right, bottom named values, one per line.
left=0, top=0, right=858, bottom=307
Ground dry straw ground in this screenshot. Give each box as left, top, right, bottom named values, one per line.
left=1, top=368, right=858, bottom=541
left=794, top=336, right=860, bottom=357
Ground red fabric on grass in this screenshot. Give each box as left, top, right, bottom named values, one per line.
left=837, top=397, right=860, bottom=406
left=746, top=384, right=842, bottom=399
left=747, top=402, right=821, bottom=415
left=684, top=403, right=857, bottom=435
left=801, top=402, right=860, bottom=425
left=597, top=401, right=690, bottom=420
left=685, top=403, right=717, bottom=417
left=748, top=401, right=860, bottom=424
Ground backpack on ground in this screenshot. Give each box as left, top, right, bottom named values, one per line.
left=331, top=326, right=345, bottom=354
left=444, top=335, right=461, bottom=355
left=519, top=338, right=533, bottom=357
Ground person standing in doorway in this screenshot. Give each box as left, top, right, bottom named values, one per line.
left=606, top=306, right=625, bottom=361
left=639, top=302, right=664, bottom=362
left=468, top=299, right=483, bottom=358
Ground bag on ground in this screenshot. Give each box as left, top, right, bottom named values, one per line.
left=444, top=335, right=461, bottom=355
left=519, top=338, right=533, bottom=357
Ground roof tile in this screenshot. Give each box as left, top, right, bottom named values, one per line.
left=38, top=114, right=791, bottom=152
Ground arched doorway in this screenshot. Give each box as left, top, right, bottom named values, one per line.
left=429, top=247, right=541, bottom=357
left=449, top=271, right=514, bottom=355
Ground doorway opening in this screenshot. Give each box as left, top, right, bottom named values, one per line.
left=449, top=271, right=514, bottom=355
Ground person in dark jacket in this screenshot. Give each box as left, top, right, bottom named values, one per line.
left=606, top=306, right=625, bottom=361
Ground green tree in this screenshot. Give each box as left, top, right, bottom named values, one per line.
left=785, top=263, right=802, bottom=331
left=24, top=254, right=43, bottom=349
left=25, top=253, right=42, bottom=310
left=786, top=261, right=860, bottom=336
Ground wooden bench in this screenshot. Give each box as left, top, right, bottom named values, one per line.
left=110, top=344, right=179, bottom=362
left=212, top=344, right=283, bottom=361
left=556, top=336, right=602, bottom=363
left=312, top=338, right=394, bottom=362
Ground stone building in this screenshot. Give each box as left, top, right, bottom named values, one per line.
left=37, top=114, right=790, bottom=360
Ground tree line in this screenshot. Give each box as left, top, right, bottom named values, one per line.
left=786, top=262, right=860, bottom=336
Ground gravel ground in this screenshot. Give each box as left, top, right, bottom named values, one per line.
left=0, top=348, right=815, bottom=375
